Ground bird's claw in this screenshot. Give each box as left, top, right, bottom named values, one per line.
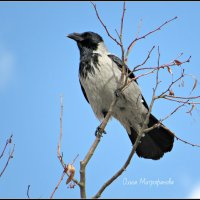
left=95, top=126, right=107, bottom=137
left=115, top=89, right=122, bottom=97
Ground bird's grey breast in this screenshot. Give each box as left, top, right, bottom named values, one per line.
left=79, top=53, right=120, bottom=119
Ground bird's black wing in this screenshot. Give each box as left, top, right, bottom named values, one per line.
left=108, top=54, right=149, bottom=110
left=79, top=80, right=89, bottom=103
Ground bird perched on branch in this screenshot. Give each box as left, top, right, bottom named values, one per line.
left=68, top=31, right=174, bottom=160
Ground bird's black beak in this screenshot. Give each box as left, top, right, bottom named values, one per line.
left=67, top=33, right=83, bottom=42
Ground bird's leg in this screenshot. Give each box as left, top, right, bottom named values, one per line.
left=95, top=125, right=107, bottom=137
left=94, top=109, right=108, bottom=137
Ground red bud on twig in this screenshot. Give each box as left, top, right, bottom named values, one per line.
left=169, top=90, right=175, bottom=96
left=174, top=60, right=182, bottom=66
left=167, top=66, right=173, bottom=74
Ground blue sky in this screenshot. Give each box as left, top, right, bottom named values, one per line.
left=0, top=1, right=200, bottom=198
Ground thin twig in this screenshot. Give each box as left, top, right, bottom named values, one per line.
left=162, top=95, right=200, bottom=100
left=57, top=95, right=66, bottom=169
left=56, top=96, right=80, bottom=189
left=113, top=3, right=127, bottom=89
left=162, top=126, right=200, bottom=148
left=124, top=18, right=143, bottom=63
left=120, top=1, right=126, bottom=38
left=50, top=171, right=66, bottom=199
left=142, top=122, right=200, bottom=148
left=0, top=134, right=13, bottom=159
left=123, top=70, right=155, bottom=92
left=161, top=102, right=188, bottom=122
left=27, top=185, right=31, bottom=199
left=121, top=46, right=156, bottom=91
left=127, top=16, right=177, bottom=54
left=0, top=144, right=15, bottom=177
left=90, top=1, right=121, bottom=46
left=157, top=69, right=185, bottom=98
left=92, top=134, right=141, bottom=198
left=71, top=154, right=79, bottom=165
left=162, top=96, right=200, bottom=105
left=133, top=55, right=191, bottom=73
left=124, top=51, right=191, bottom=94
left=131, top=45, right=155, bottom=73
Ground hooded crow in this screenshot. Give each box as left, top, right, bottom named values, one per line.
left=68, top=31, right=174, bottom=160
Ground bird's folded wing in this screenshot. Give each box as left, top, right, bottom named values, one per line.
left=108, top=54, right=149, bottom=110
left=79, top=80, right=89, bottom=103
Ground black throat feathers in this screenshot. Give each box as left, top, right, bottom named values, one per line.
left=79, top=47, right=101, bottom=79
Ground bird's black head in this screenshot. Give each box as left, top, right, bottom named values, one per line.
left=67, top=31, right=103, bottom=51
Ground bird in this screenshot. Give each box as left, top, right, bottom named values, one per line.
left=67, top=31, right=174, bottom=160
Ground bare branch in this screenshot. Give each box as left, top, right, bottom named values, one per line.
left=133, top=55, right=191, bottom=73
left=55, top=95, right=80, bottom=197
left=157, top=69, right=185, bottom=98
left=162, top=126, right=200, bottom=148
left=123, top=70, right=155, bottom=92
left=92, top=134, right=141, bottom=198
left=161, top=96, right=200, bottom=105
left=124, top=53, right=191, bottom=96
left=127, top=16, right=177, bottom=53
left=131, top=46, right=155, bottom=73
left=120, top=1, right=126, bottom=38
left=57, top=95, right=65, bottom=169
left=184, top=73, right=198, bottom=95
left=27, top=185, right=31, bottom=199
left=124, top=18, right=143, bottom=63
left=50, top=171, right=66, bottom=199
left=71, top=154, right=79, bottom=165
left=0, top=134, right=13, bottom=159
left=80, top=98, right=118, bottom=198
left=142, top=122, right=200, bottom=148
left=161, top=102, right=188, bottom=122
left=90, top=1, right=121, bottom=46
left=163, top=95, right=200, bottom=100
left=186, top=104, right=196, bottom=115
left=90, top=1, right=128, bottom=87
left=0, top=144, right=15, bottom=177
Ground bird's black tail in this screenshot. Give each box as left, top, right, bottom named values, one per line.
left=128, top=114, right=174, bottom=160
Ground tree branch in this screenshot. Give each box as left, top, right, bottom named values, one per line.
left=0, top=144, right=15, bottom=177
left=57, top=96, right=80, bottom=185
left=120, top=1, right=126, bottom=38
left=127, top=16, right=177, bottom=54
left=0, top=134, right=13, bottom=159
left=27, top=185, right=31, bottom=199
left=162, top=126, right=200, bottom=148
left=90, top=1, right=121, bottom=46
left=131, top=45, right=155, bottom=73
left=50, top=171, right=66, bottom=199
left=52, top=96, right=81, bottom=198
left=80, top=98, right=118, bottom=198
